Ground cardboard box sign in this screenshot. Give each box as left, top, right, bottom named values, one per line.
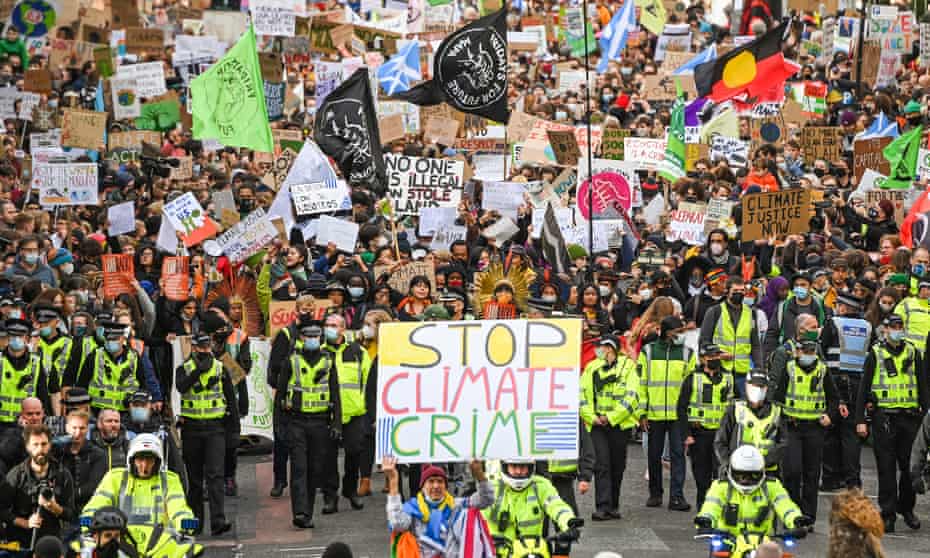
left=741, top=189, right=812, bottom=241
left=126, top=28, right=165, bottom=55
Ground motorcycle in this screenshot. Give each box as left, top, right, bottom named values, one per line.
left=78, top=517, right=203, bottom=558
left=693, top=529, right=806, bottom=558
left=491, top=519, right=583, bottom=558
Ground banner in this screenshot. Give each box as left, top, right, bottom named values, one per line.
left=741, top=189, right=812, bottom=241
left=163, top=192, right=219, bottom=247
left=115, top=62, right=167, bottom=98
left=215, top=208, right=278, bottom=263
left=291, top=181, right=351, bottom=215
left=384, top=154, right=465, bottom=215
left=33, top=163, right=98, bottom=206
left=375, top=318, right=581, bottom=463
left=101, top=254, right=135, bottom=298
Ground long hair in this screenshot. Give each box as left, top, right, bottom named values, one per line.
left=629, top=296, right=676, bottom=341
left=828, top=489, right=886, bottom=558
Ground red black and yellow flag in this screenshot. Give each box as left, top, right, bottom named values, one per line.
left=694, top=20, right=798, bottom=105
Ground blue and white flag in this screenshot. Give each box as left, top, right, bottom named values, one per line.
left=672, top=44, right=717, bottom=75
left=858, top=111, right=899, bottom=140
left=597, top=0, right=637, bottom=73
left=377, top=40, right=421, bottom=96
left=283, top=140, right=340, bottom=190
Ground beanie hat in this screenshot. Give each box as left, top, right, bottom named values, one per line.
left=419, top=464, right=448, bottom=489
left=321, top=542, right=354, bottom=558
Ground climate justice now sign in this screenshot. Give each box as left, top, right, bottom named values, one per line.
left=376, top=319, right=581, bottom=463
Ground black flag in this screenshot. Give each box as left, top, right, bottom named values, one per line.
left=394, top=9, right=510, bottom=124
left=314, top=69, right=387, bottom=194
left=541, top=203, right=571, bottom=275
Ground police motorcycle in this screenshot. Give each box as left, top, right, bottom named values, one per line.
left=694, top=529, right=806, bottom=558
left=491, top=520, right=583, bottom=558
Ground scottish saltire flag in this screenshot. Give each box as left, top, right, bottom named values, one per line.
left=377, top=40, right=421, bottom=96
left=858, top=111, right=899, bottom=140
left=597, top=0, right=637, bottom=73
left=672, top=44, right=717, bottom=75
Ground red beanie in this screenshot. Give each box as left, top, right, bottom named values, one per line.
left=419, top=464, right=447, bottom=489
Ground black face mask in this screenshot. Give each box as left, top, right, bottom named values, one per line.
left=239, top=199, right=254, bottom=212
left=194, top=351, right=212, bottom=368
left=705, top=359, right=722, bottom=371
left=729, top=292, right=744, bottom=305
left=813, top=168, right=825, bottom=178
left=98, top=539, right=120, bottom=558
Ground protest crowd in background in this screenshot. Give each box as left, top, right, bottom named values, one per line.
left=3, top=0, right=930, bottom=556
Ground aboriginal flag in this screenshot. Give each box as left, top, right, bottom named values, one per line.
left=694, top=20, right=796, bottom=105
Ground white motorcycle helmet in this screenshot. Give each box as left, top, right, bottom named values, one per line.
left=727, top=445, right=765, bottom=494
left=501, top=458, right=535, bottom=491
left=127, top=433, right=164, bottom=476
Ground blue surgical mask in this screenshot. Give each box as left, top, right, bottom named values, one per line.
left=888, top=330, right=905, bottom=343
left=39, top=325, right=53, bottom=338
left=23, top=253, right=38, bottom=265
left=743, top=297, right=755, bottom=307
left=130, top=407, right=150, bottom=423
left=324, top=327, right=339, bottom=343
left=303, top=338, right=321, bottom=351
left=595, top=348, right=606, bottom=360
left=8, top=337, right=25, bottom=352
left=105, top=340, right=121, bottom=354
left=793, top=286, right=809, bottom=299
left=797, top=354, right=817, bottom=367
left=914, top=264, right=926, bottom=277
left=348, top=287, right=365, bottom=299
left=73, top=325, right=87, bottom=337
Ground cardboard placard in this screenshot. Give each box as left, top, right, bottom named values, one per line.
left=506, top=112, right=539, bottom=144
left=61, top=109, right=108, bottom=151
left=126, top=28, right=165, bottom=55
left=547, top=129, right=581, bottom=166
left=108, top=130, right=162, bottom=152
left=161, top=257, right=190, bottom=301
left=379, top=113, right=405, bottom=144
left=220, top=353, right=247, bottom=386
left=111, top=0, right=142, bottom=29
left=601, top=128, right=631, bottom=160
left=259, top=52, right=283, bottom=82
left=853, top=137, right=893, bottom=182
left=852, top=42, right=882, bottom=86
left=801, top=126, right=845, bottom=163
left=685, top=143, right=710, bottom=171
left=23, top=69, right=52, bottom=94
left=101, top=254, right=135, bottom=299
left=330, top=24, right=354, bottom=49
left=641, top=74, right=698, bottom=101
left=94, top=47, right=114, bottom=79
left=741, top=189, right=813, bottom=241
left=423, top=116, right=459, bottom=146
left=374, top=261, right=437, bottom=294
left=866, top=189, right=907, bottom=222
left=268, top=300, right=297, bottom=340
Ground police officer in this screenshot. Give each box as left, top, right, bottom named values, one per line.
left=856, top=314, right=928, bottom=533
left=322, top=313, right=371, bottom=513
left=80, top=321, right=145, bottom=415
left=715, top=370, right=786, bottom=476
left=0, top=318, right=51, bottom=426
left=700, top=277, right=764, bottom=397
left=580, top=334, right=640, bottom=521
left=277, top=323, right=341, bottom=528
left=175, top=332, right=236, bottom=536
left=821, top=292, right=873, bottom=490
left=769, top=314, right=843, bottom=525
left=678, top=343, right=734, bottom=510
left=638, top=316, right=691, bottom=511
left=125, top=390, right=186, bottom=482
left=33, top=304, right=76, bottom=415
left=894, top=279, right=930, bottom=353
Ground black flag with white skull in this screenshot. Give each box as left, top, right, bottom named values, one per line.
left=393, top=9, right=510, bottom=124
left=313, top=68, right=386, bottom=194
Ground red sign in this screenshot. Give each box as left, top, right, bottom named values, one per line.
left=577, top=172, right=632, bottom=220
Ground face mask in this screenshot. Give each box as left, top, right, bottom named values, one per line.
left=914, top=264, right=926, bottom=277
left=60, top=263, right=74, bottom=275
left=620, top=67, right=633, bottom=75
left=362, top=325, right=375, bottom=340
left=39, top=325, right=53, bottom=338
left=888, top=330, right=905, bottom=343
left=729, top=292, right=744, bottom=305
left=793, top=286, right=809, bottom=299
left=303, top=337, right=321, bottom=351
left=595, top=348, right=606, bottom=360
left=96, top=326, right=105, bottom=340
left=797, top=354, right=817, bottom=367
left=705, top=359, right=722, bottom=371
left=813, top=168, right=825, bottom=178
left=879, top=302, right=895, bottom=313
left=555, top=110, right=567, bottom=121
left=130, top=407, right=150, bottom=423
left=710, top=243, right=725, bottom=256
left=348, top=287, right=365, bottom=299
left=601, top=94, right=614, bottom=103
left=181, top=313, right=193, bottom=322
left=23, top=253, right=38, bottom=265
left=239, top=199, right=254, bottom=212
left=105, top=340, right=121, bottom=354
left=746, top=385, right=767, bottom=404
left=377, top=236, right=389, bottom=248
left=699, top=20, right=712, bottom=32
left=639, top=288, right=653, bottom=301
left=542, top=294, right=558, bottom=303
left=598, top=285, right=611, bottom=297
left=48, top=99, right=58, bottom=108
left=99, top=539, right=120, bottom=558
left=8, top=337, right=24, bottom=352
left=868, top=208, right=879, bottom=220
left=673, top=333, right=686, bottom=345
left=324, top=327, right=339, bottom=343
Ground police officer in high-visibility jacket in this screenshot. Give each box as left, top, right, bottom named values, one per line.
left=769, top=316, right=844, bottom=526
left=855, top=314, right=929, bottom=533
left=715, top=371, right=786, bottom=476
left=0, top=318, right=53, bottom=426
left=175, top=332, right=236, bottom=536
left=894, top=279, right=930, bottom=353
left=699, top=277, right=764, bottom=398
left=677, top=344, right=734, bottom=510
left=638, top=316, right=692, bottom=512
left=33, top=304, right=76, bottom=415
left=81, top=321, right=145, bottom=414
left=321, top=313, right=371, bottom=514
left=276, top=323, right=342, bottom=529
left=580, top=335, right=640, bottom=521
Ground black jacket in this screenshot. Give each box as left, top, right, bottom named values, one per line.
left=90, top=427, right=130, bottom=472
left=5, top=458, right=75, bottom=546
left=51, top=440, right=106, bottom=510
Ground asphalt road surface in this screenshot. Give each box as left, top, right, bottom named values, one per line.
left=198, top=443, right=930, bottom=558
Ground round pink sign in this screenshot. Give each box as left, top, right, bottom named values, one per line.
left=577, top=171, right=631, bottom=220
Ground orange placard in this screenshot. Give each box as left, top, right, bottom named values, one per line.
left=161, top=257, right=189, bottom=301
left=268, top=299, right=297, bottom=339
left=101, top=254, right=135, bottom=299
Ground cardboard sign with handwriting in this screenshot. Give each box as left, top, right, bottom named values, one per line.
left=506, top=112, right=539, bottom=144
left=23, top=69, right=52, bottom=94
left=853, top=137, right=892, bottom=182
left=94, top=47, right=114, bottom=78
left=259, top=52, right=283, bottom=82
left=801, top=126, right=845, bottom=163
left=62, top=109, right=107, bottom=150
left=547, top=129, right=581, bottom=165
left=741, top=189, right=812, bottom=241
left=111, top=0, right=142, bottom=28
left=424, top=116, right=459, bottom=146
left=601, top=128, right=631, bottom=160
left=641, top=74, right=697, bottom=101
left=379, top=113, right=405, bottom=144
left=126, top=28, right=165, bottom=54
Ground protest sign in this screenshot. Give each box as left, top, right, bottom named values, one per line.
left=385, top=154, right=465, bottom=216
left=430, top=224, right=468, bottom=251
left=315, top=61, right=343, bottom=105
left=111, top=76, right=141, bottom=120
left=577, top=172, right=632, bottom=220
left=921, top=24, right=930, bottom=68
left=641, top=74, right=697, bottom=101
left=856, top=169, right=889, bottom=193
left=24, top=69, right=52, bottom=94
left=623, top=137, right=667, bottom=170
left=482, top=217, right=520, bottom=244
left=918, top=148, right=930, bottom=181
left=169, top=157, right=194, bottom=181
left=163, top=192, right=219, bottom=247
left=161, top=257, right=190, bottom=301
left=506, top=112, right=539, bottom=144
left=801, top=126, right=844, bottom=163
left=111, top=0, right=142, bottom=28
left=875, top=49, right=900, bottom=89
left=852, top=42, right=881, bottom=86
left=101, top=255, right=135, bottom=298
left=419, top=206, right=458, bottom=236
left=375, top=318, right=581, bottom=463
left=61, top=109, right=107, bottom=150
left=268, top=300, right=297, bottom=339
left=379, top=113, right=405, bottom=144
left=251, top=0, right=296, bottom=36
left=374, top=261, right=437, bottom=294
left=125, top=28, right=165, bottom=55
left=547, top=130, right=581, bottom=166
left=853, top=137, right=892, bottom=182
left=668, top=202, right=707, bottom=245
left=291, top=181, right=351, bottom=215
left=710, top=136, right=749, bottom=168
left=115, top=63, right=167, bottom=98
left=704, top=198, right=735, bottom=235
left=33, top=163, right=98, bottom=206
left=212, top=189, right=239, bottom=228
left=601, top=128, right=630, bottom=160
left=741, top=189, right=812, bottom=241
left=107, top=201, right=136, bottom=236
left=264, top=81, right=285, bottom=121
left=481, top=181, right=526, bottom=220
left=472, top=154, right=506, bottom=182
left=215, top=208, right=278, bottom=263
left=423, top=116, right=460, bottom=146
left=17, top=92, right=39, bottom=122
left=315, top=215, right=359, bottom=253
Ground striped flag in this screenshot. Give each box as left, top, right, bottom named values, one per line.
left=671, top=44, right=717, bottom=75
left=597, top=0, right=637, bottom=73
left=455, top=508, right=496, bottom=558
left=540, top=203, right=572, bottom=275
left=659, top=80, right=686, bottom=182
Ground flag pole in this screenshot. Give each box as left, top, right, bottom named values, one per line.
left=855, top=2, right=867, bottom=95
left=582, top=0, right=594, bottom=260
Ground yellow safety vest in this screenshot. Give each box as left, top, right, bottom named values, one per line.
left=734, top=401, right=781, bottom=460
left=287, top=353, right=332, bottom=414
left=639, top=342, right=690, bottom=421
left=784, top=360, right=827, bottom=420
left=89, top=348, right=139, bottom=411
left=898, top=297, right=930, bottom=351
left=871, top=342, right=919, bottom=410
left=713, top=304, right=753, bottom=376
left=38, top=335, right=72, bottom=383
left=179, top=358, right=226, bottom=420
left=0, top=353, right=42, bottom=423
left=327, top=343, right=368, bottom=424
left=687, top=371, right=733, bottom=429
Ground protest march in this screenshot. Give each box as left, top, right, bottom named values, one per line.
left=0, top=0, right=929, bottom=557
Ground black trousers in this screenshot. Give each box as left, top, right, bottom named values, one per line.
left=550, top=474, right=578, bottom=515
left=181, top=420, right=226, bottom=530
left=689, top=428, right=718, bottom=510
left=647, top=420, right=686, bottom=500
left=273, top=406, right=290, bottom=486
left=326, top=415, right=368, bottom=498
left=288, top=415, right=333, bottom=520
left=783, top=420, right=825, bottom=520
left=872, top=410, right=922, bottom=520
left=822, top=373, right=863, bottom=488
left=590, top=425, right=630, bottom=513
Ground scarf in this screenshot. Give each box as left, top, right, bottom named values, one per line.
left=402, top=491, right=455, bottom=548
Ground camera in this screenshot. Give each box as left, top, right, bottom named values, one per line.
left=37, top=479, right=53, bottom=502
left=140, top=155, right=180, bottom=179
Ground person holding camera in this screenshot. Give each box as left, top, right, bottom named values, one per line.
left=6, top=424, right=74, bottom=547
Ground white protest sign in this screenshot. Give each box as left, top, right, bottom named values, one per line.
left=710, top=136, right=749, bottom=167
left=111, top=76, right=141, bottom=120
left=375, top=319, right=581, bottom=463
left=473, top=153, right=506, bottom=182
left=429, top=224, right=467, bottom=251
left=482, top=217, right=520, bottom=244
left=384, top=154, right=465, bottom=216
left=115, top=62, right=167, bottom=98
left=918, top=148, right=930, bottom=181
left=315, top=61, right=344, bottom=105
left=667, top=202, right=707, bottom=245
left=623, top=137, right=667, bottom=170
left=576, top=158, right=642, bottom=208
left=315, top=215, right=359, bottom=253
left=290, top=181, right=351, bottom=216
left=107, top=201, right=136, bottom=236
left=33, top=163, right=98, bottom=206
left=215, top=208, right=279, bottom=263
left=419, top=206, right=458, bottom=236
left=921, top=24, right=930, bottom=68
left=855, top=168, right=889, bottom=193
left=0, top=88, right=18, bottom=119
left=875, top=49, right=900, bottom=89
left=30, top=130, right=61, bottom=152
left=18, top=92, right=39, bottom=122
left=643, top=193, right=665, bottom=225
left=531, top=204, right=574, bottom=239
left=482, top=181, right=526, bottom=220
left=250, top=0, right=296, bottom=36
